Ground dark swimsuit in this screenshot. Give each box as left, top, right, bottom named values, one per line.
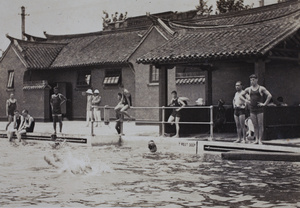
left=15, top=116, right=22, bottom=130
left=171, top=98, right=182, bottom=118
left=123, top=93, right=132, bottom=106
left=7, top=100, right=17, bottom=116
left=249, top=87, right=264, bottom=114
left=24, top=117, right=35, bottom=132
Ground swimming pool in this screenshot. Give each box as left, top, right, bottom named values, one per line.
left=0, top=139, right=299, bottom=207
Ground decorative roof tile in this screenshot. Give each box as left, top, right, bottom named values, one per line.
left=137, top=1, right=300, bottom=64
left=176, top=77, right=205, bottom=85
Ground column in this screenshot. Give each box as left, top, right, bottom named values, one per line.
left=255, top=59, right=266, bottom=86
left=159, top=66, right=168, bottom=135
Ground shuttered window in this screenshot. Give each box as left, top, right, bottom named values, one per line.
left=7, top=71, right=14, bottom=88
left=103, top=69, right=121, bottom=85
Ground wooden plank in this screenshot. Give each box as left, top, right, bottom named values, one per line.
left=222, top=151, right=300, bottom=162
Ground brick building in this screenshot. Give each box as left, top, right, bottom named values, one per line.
left=138, top=0, right=300, bottom=107
left=0, top=11, right=196, bottom=121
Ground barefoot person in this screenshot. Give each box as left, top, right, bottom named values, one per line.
left=168, top=91, right=186, bottom=138
left=7, top=110, right=24, bottom=142
left=92, top=89, right=102, bottom=127
left=50, top=87, right=67, bottom=134
left=115, top=93, right=124, bottom=136
left=240, top=74, right=272, bottom=145
left=86, top=89, right=93, bottom=127
left=233, top=81, right=248, bottom=143
left=5, top=93, right=17, bottom=130
left=115, top=84, right=132, bottom=120
left=16, top=110, right=35, bottom=144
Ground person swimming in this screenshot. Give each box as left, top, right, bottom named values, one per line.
left=148, top=140, right=157, bottom=153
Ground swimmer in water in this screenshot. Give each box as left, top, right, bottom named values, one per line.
left=44, top=153, right=92, bottom=174
left=148, top=140, right=157, bottom=153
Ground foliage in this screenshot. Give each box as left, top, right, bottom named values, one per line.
left=216, top=0, right=251, bottom=14
left=195, top=0, right=213, bottom=16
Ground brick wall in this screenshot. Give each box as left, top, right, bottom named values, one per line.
left=0, top=46, right=26, bottom=120
left=212, top=61, right=254, bottom=105
left=265, top=61, right=300, bottom=106
left=130, top=27, right=169, bottom=121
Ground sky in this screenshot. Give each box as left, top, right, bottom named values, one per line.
left=0, top=0, right=279, bottom=54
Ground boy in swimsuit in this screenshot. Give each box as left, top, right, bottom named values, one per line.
left=115, top=84, right=132, bottom=121
left=50, top=87, right=67, bottom=134
left=7, top=110, right=24, bottom=143
left=240, top=74, right=272, bottom=145
left=6, top=93, right=17, bottom=130
left=17, top=110, right=35, bottom=144
left=168, top=91, right=186, bottom=138
left=233, top=81, right=248, bottom=143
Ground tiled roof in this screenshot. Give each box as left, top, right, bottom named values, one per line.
left=8, top=28, right=147, bottom=69
left=49, top=29, right=147, bottom=68
left=7, top=36, right=66, bottom=69
left=23, top=80, right=51, bottom=90
left=176, top=77, right=205, bottom=85
left=137, top=1, right=300, bottom=64
left=187, top=0, right=300, bottom=26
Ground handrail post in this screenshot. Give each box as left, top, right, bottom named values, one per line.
left=91, top=107, right=94, bottom=136
left=209, top=105, right=214, bottom=141
left=162, top=106, right=165, bottom=136
left=120, top=114, right=124, bottom=135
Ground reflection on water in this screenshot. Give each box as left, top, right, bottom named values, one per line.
left=0, top=139, right=299, bottom=207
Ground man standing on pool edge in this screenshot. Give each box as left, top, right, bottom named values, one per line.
left=50, top=87, right=67, bottom=134
left=168, top=91, right=186, bottom=138
left=240, top=74, right=272, bottom=145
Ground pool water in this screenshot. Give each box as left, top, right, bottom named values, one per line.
left=0, top=139, right=299, bottom=208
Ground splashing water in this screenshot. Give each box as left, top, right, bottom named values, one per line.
left=44, top=151, right=113, bottom=175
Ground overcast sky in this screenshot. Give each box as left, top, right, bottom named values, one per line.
left=0, top=0, right=278, bottom=53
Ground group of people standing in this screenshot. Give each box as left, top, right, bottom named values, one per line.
left=6, top=93, right=35, bottom=144
left=85, top=89, right=102, bottom=127
left=233, top=74, right=272, bottom=145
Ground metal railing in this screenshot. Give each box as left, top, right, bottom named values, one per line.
left=90, top=105, right=214, bottom=139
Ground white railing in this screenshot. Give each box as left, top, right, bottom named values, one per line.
left=90, top=105, right=214, bottom=139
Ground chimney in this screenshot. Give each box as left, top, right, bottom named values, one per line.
left=259, top=0, right=265, bottom=6
left=19, top=6, right=29, bottom=40
left=21, top=6, right=25, bottom=40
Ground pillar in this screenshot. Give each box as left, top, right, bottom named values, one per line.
left=205, top=69, right=212, bottom=105
left=255, top=59, right=266, bottom=86
left=159, top=66, right=168, bottom=135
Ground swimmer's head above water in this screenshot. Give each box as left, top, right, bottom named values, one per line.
left=148, top=140, right=157, bottom=153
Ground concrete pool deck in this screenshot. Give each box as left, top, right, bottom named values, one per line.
left=0, top=121, right=300, bottom=156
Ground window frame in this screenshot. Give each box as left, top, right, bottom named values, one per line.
left=103, top=68, right=122, bottom=86
left=7, top=70, right=14, bottom=89
left=76, top=70, right=91, bottom=89
left=149, top=65, right=159, bottom=83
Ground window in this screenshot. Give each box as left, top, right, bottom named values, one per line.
left=149, top=65, right=159, bottom=83
left=7, top=71, right=14, bottom=89
left=103, top=69, right=121, bottom=85
left=77, top=71, right=91, bottom=87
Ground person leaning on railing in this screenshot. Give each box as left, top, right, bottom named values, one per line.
left=167, top=91, right=186, bottom=138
